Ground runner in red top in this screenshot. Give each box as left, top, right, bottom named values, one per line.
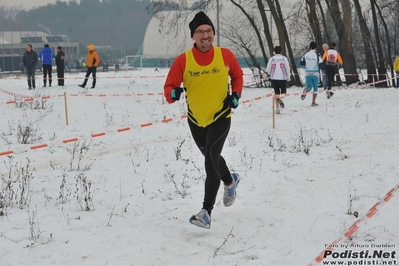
left=164, top=11, right=243, bottom=229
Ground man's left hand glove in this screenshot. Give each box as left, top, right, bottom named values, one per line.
left=224, top=92, right=240, bottom=109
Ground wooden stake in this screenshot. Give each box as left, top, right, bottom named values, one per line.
left=64, top=91, right=69, bottom=125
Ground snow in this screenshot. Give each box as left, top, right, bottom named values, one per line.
left=0, top=67, right=398, bottom=266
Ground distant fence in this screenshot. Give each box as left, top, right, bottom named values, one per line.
left=0, top=54, right=23, bottom=72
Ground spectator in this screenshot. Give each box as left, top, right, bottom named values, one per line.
left=55, top=46, right=65, bottom=86
left=164, top=11, right=243, bottom=229
left=265, top=46, right=291, bottom=114
left=78, top=44, right=100, bottom=89
left=38, top=44, right=55, bottom=87
left=300, top=41, right=323, bottom=106
left=22, top=44, right=38, bottom=90
left=115, top=63, right=120, bottom=73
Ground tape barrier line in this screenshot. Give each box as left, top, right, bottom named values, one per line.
left=0, top=72, right=394, bottom=87
left=242, top=76, right=396, bottom=104
left=0, top=88, right=34, bottom=102
left=299, top=76, right=396, bottom=98
left=2, top=74, right=394, bottom=105
left=245, top=72, right=397, bottom=89
left=308, top=183, right=399, bottom=266
left=0, top=75, right=168, bottom=81
left=0, top=88, right=165, bottom=105
left=0, top=76, right=395, bottom=156
left=0, top=112, right=189, bottom=157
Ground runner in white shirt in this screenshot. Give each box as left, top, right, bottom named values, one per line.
left=300, top=41, right=323, bottom=106
left=265, top=46, right=291, bottom=114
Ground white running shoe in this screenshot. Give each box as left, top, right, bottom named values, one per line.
left=189, top=209, right=211, bottom=229
left=223, top=173, right=240, bottom=207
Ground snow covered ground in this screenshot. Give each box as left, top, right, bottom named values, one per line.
left=0, top=68, right=398, bottom=266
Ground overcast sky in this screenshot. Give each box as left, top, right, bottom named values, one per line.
left=0, top=0, right=73, bottom=10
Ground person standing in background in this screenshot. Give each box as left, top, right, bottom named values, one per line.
left=164, top=11, right=243, bottom=229
left=38, top=44, right=55, bottom=87
left=55, top=46, right=65, bottom=86
left=394, top=55, right=399, bottom=88
left=321, top=42, right=343, bottom=98
left=78, top=44, right=100, bottom=89
left=321, top=43, right=329, bottom=91
left=265, top=46, right=291, bottom=114
left=23, top=44, right=38, bottom=90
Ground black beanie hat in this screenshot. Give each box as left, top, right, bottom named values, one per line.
left=189, top=11, right=215, bottom=37
left=44, top=44, right=49, bottom=48
left=57, top=46, right=62, bottom=50
left=330, top=42, right=337, bottom=48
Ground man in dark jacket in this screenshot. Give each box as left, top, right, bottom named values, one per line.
left=22, top=44, right=38, bottom=90
left=55, top=46, right=65, bottom=86
left=38, top=44, right=55, bottom=87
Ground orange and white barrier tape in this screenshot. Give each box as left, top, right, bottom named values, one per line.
left=308, top=183, right=399, bottom=266
left=0, top=75, right=168, bottom=81
left=0, top=88, right=33, bottom=100
left=0, top=88, right=165, bottom=105
left=290, top=76, right=395, bottom=98
left=0, top=75, right=395, bottom=156
left=1, top=76, right=380, bottom=106
left=0, top=114, right=188, bottom=157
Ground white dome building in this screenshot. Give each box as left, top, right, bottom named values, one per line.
left=142, top=10, right=194, bottom=60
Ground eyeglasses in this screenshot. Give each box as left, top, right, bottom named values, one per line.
left=195, top=29, right=213, bottom=35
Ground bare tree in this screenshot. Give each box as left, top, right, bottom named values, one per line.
left=375, top=1, right=394, bottom=86
left=306, top=0, right=323, bottom=44
left=353, top=0, right=377, bottom=83
left=264, top=0, right=302, bottom=86
left=317, top=0, right=332, bottom=43
left=256, top=0, right=273, bottom=56
left=325, top=0, right=359, bottom=85
left=370, top=0, right=387, bottom=87
left=219, top=6, right=268, bottom=87
left=229, top=0, right=269, bottom=75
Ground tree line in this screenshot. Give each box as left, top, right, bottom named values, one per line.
left=151, top=0, right=399, bottom=87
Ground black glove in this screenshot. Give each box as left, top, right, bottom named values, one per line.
left=170, top=87, right=184, bottom=101
left=224, top=92, right=240, bottom=109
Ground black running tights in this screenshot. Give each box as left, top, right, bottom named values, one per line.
left=325, top=65, right=336, bottom=90
left=188, top=118, right=233, bottom=215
